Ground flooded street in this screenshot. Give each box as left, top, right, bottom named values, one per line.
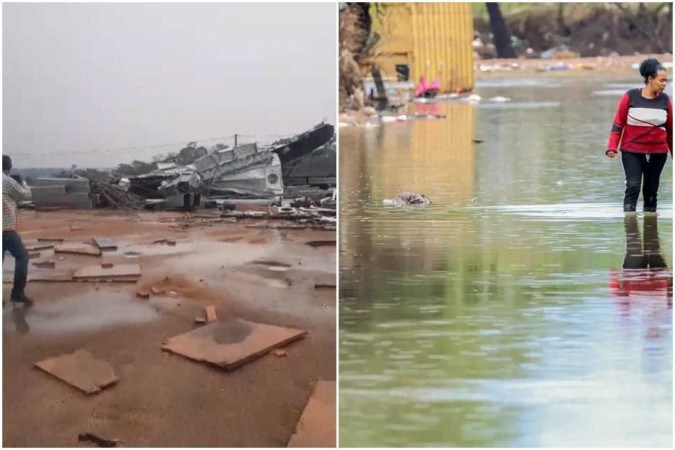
left=339, top=76, right=673, bottom=447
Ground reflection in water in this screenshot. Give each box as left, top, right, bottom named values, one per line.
left=611, top=215, right=672, bottom=345
left=340, top=77, right=672, bottom=447
left=9, top=305, right=30, bottom=333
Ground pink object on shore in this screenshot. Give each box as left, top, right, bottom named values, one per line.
left=414, top=76, right=428, bottom=97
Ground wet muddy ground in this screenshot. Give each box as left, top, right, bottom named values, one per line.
left=3, top=209, right=335, bottom=447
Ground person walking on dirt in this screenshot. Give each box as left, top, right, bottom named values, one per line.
left=3, top=155, right=33, bottom=305
left=606, top=58, right=672, bottom=213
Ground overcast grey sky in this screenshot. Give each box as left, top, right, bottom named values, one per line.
left=3, top=3, right=336, bottom=168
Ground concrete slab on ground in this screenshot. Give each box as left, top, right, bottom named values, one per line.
left=34, top=348, right=118, bottom=394
left=73, top=263, right=141, bottom=280
left=287, top=381, right=336, bottom=447
left=94, top=238, right=118, bottom=252
left=54, top=242, right=101, bottom=256
left=3, top=269, right=74, bottom=283
left=162, top=318, right=306, bottom=370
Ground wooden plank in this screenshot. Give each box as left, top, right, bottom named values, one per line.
left=34, top=349, right=118, bottom=394
left=54, top=243, right=101, bottom=256
left=305, top=240, right=336, bottom=247
left=73, top=263, right=140, bottom=280
left=162, top=319, right=306, bottom=370
left=25, top=243, right=55, bottom=252
left=33, top=260, right=55, bottom=269
left=288, top=381, right=336, bottom=447
left=29, top=270, right=74, bottom=282
left=37, top=237, right=64, bottom=243
left=205, top=305, right=217, bottom=323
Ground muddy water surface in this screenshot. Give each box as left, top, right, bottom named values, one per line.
left=339, top=77, right=673, bottom=447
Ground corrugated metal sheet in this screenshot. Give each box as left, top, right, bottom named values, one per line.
left=371, top=2, right=474, bottom=92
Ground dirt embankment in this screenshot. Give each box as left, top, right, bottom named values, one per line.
left=474, top=3, right=672, bottom=59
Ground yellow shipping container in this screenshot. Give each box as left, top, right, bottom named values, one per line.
left=370, top=2, right=474, bottom=92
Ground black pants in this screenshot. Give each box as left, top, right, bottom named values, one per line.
left=2, top=230, right=29, bottom=299
left=621, top=151, right=668, bottom=212
left=622, top=214, right=666, bottom=269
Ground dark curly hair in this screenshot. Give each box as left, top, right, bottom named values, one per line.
left=639, top=58, right=666, bottom=84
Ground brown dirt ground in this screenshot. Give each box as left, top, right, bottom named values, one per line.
left=3, top=209, right=336, bottom=447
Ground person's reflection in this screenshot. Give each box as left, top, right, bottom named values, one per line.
left=9, top=305, right=30, bottom=333
left=611, top=215, right=672, bottom=303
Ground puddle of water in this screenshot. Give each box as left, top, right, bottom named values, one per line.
left=339, top=76, right=673, bottom=448
left=2, top=290, right=167, bottom=336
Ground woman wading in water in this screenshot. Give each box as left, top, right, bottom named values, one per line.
left=606, top=58, right=672, bottom=213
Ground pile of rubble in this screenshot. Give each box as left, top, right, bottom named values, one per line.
left=26, top=123, right=336, bottom=214
left=221, top=202, right=337, bottom=231
left=90, top=180, right=145, bottom=209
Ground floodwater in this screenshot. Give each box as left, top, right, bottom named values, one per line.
left=339, top=77, right=673, bottom=447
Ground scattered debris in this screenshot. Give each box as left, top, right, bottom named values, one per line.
left=205, top=305, right=218, bottom=323
left=90, top=180, right=145, bottom=209
left=34, top=349, right=118, bottom=394
left=55, top=242, right=101, bottom=256
left=273, top=349, right=288, bottom=358
left=25, top=243, right=55, bottom=252
left=33, top=260, right=56, bottom=269
left=73, top=263, right=141, bottom=281
left=246, top=224, right=308, bottom=230
left=194, top=316, right=207, bottom=325
left=162, top=319, right=306, bottom=370
left=94, top=238, right=118, bottom=252
left=18, top=270, right=75, bottom=283
left=78, top=432, right=118, bottom=448
left=305, top=240, right=336, bottom=247
left=252, top=260, right=292, bottom=270
left=382, top=192, right=431, bottom=207
left=150, top=286, right=165, bottom=295
left=287, top=381, right=336, bottom=448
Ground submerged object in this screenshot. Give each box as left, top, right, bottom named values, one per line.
left=383, top=192, right=431, bottom=206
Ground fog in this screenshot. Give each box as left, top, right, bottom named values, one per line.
left=3, top=3, right=336, bottom=168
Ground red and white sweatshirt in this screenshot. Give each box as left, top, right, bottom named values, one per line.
left=607, top=89, right=672, bottom=155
